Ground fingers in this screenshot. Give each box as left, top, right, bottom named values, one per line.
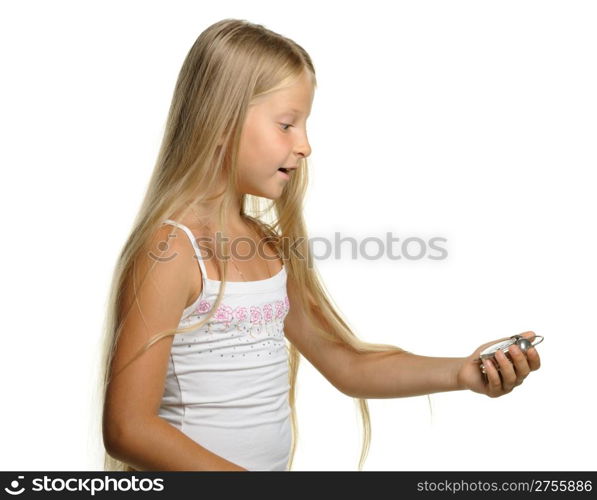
left=520, top=331, right=536, bottom=342
left=484, top=344, right=540, bottom=397
left=517, top=331, right=541, bottom=371
left=481, top=331, right=542, bottom=398
left=494, top=350, right=517, bottom=392
left=526, top=346, right=541, bottom=371
left=483, top=358, right=502, bottom=397
left=502, top=345, right=530, bottom=388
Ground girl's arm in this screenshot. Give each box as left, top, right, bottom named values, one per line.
left=284, top=274, right=463, bottom=398
left=345, top=332, right=540, bottom=399
left=103, top=225, right=247, bottom=471
left=343, top=350, right=464, bottom=399
left=105, top=415, right=246, bottom=471
left=284, top=275, right=540, bottom=399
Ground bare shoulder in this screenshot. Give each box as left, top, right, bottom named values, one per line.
left=118, top=222, right=200, bottom=350
left=146, top=223, right=204, bottom=302
left=144, top=223, right=198, bottom=270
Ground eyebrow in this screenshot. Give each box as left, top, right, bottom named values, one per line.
left=281, top=108, right=311, bottom=120
left=284, top=108, right=305, bottom=115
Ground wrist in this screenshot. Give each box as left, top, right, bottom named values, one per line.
left=450, top=357, right=467, bottom=391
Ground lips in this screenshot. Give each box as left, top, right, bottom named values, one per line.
left=278, top=165, right=297, bottom=174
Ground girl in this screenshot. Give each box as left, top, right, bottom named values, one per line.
left=98, top=18, right=541, bottom=472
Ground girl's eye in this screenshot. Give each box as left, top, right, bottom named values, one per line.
left=280, top=123, right=293, bottom=131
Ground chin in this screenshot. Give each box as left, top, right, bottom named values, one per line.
left=259, top=191, right=282, bottom=201
left=243, top=184, right=285, bottom=200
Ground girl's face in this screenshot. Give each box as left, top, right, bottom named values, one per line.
left=236, top=71, right=314, bottom=199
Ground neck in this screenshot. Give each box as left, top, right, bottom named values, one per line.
left=174, top=201, right=250, bottom=235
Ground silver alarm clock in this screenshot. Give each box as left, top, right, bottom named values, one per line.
left=478, top=334, right=544, bottom=378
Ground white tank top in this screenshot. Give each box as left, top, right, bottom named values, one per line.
left=157, top=219, right=292, bottom=471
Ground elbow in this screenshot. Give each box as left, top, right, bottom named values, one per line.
left=338, top=351, right=363, bottom=399
left=319, top=370, right=358, bottom=398
left=333, top=373, right=359, bottom=398
left=103, top=414, right=160, bottom=459
left=103, top=412, right=140, bottom=458
left=332, top=369, right=362, bottom=399
left=340, top=382, right=363, bottom=399
left=103, top=418, right=128, bottom=458
left=331, top=351, right=363, bottom=399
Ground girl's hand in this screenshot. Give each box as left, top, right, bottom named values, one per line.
left=455, top=331, right=541, bottom=397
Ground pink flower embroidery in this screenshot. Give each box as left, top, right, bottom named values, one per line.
left=263, top=303, right=273, bottom=322
left=196, top=300, right=212, bottom=315
left=234, top=306, right=248, bottom=322
left=250, top=305, right=262, bottom=324
left=274, top=300, right=285, bottom=319
left=214, top=304, right=233, bottom=323
left=188, top=296, right=289, bottom=333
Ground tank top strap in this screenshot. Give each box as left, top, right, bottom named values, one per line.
left=161, top=219, right=208, bottom=283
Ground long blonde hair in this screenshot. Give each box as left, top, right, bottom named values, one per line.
left=96, top=18, right=424, bottom=472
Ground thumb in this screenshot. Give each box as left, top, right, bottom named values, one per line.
left=519, top=331, right=536, bottom=343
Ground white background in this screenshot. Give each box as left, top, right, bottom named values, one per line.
left=1, top=0, right=595, bottom=471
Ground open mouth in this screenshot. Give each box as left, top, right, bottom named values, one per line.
left=278, top=168, right=289, bottom=174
